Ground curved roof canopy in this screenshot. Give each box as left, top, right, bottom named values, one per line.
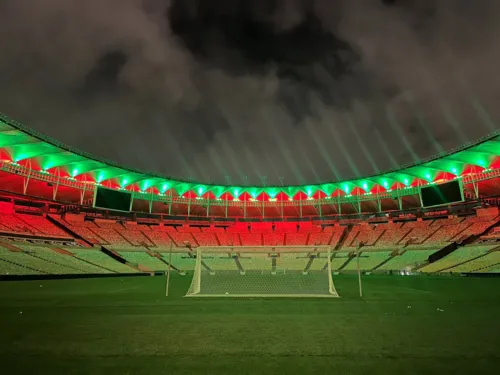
left=1, top=113, right=499, bottom=199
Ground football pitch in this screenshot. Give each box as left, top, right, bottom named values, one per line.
left=1, top=274, right=500, bottom=374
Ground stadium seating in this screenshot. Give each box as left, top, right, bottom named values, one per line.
left=90, top=228, right=132, bottom=247
left=166, top=230, right=197, bottom=247
left=16, top=214, right=69, bottom=237
left=419, top=246, right=489, bottom=273
left=378, top=250, right=436, bottom=271
left=330, top=252, right=351, bottom=270
left=0, top=213, right=37, bottom=234
left=326, top=226, right=347, bottom=248
left=216, top=232, right=241, bottom=246
left=401, top=221, right=437, bottom=244
left=69, top=248, right=137, bottom=273
left=444, top=248, right=500, bottom=273
left=118, top=251, right=171, bottom=271
left=375, top=224, right=411, bottom=247
left=163, top=252, right=197, bottom=271
left=191, top=232, right=219, bottom=246
left=307, top=232, right=332, bottom=246
left=19, top=246, right=109, bottom=274
left=116, top=229, right=155, bottom=246
left=285, top=233, right=309, bottom=246
left=0, top=247, right=78, bottom=274
left=239, top=233, right=263, bottom=246
left=263, top=233, right=285, bottom=246
left=342, top=251, right=392, bottom=271
left=143, top=230, right=173, bottom=248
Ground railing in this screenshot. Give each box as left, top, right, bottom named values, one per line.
left=1, top=160, right=500, bottom=208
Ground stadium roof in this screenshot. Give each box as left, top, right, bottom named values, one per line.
left=1, top=112, right=500, bottom=199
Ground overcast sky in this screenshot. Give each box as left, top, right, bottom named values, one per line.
left=1, top=0, right=499, bottom=185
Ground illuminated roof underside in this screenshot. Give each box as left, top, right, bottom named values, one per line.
left=1, top=113, right=499, bottom=200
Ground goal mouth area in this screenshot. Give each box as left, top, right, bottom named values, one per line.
left=184, top=246, right=340, bottom=298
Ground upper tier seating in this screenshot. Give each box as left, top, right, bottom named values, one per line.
left=16, top=214, right=69, bottom=237
left=401, top=221, right=436, bottom=244
left=0, top=213, right=37, bottom=234
left=285, top=233, right=309, bottom=246
left=191, top=232, right=219, bottom=246
left=375, top=223, right=411, bottom=247
left=116, top=229, right=155, bottom=246
left=262, top=233, right=285, bottom=246
left=143, top=230, right=173, bottom=248
left=343, top=225, right=384, bottom=248
left=239, top=233, right=263, bottom=246
left=90, top=228, right=132, bottom=247
left=215, top=232, right=241, bottom=246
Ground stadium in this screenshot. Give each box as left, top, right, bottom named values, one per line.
left=1, top=110, right=500, bottom=374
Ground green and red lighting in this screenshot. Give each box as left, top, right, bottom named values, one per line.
left=1, top=113, right=500, bottom=203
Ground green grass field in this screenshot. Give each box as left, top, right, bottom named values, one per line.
left=1, top=274, right=500, bottom=374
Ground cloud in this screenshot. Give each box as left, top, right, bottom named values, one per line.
left=0, top=0, right=498, bottom=185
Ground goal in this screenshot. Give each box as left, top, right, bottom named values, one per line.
left=185, top=246, right=339, bottom=298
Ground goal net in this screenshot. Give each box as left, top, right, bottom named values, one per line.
left=185, top=246, right=339, bottom=298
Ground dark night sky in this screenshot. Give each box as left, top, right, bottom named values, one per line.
left=0, top=0, right=499, bottom=185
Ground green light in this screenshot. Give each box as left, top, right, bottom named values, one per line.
left=452, top=168, right=457, bottom=174
left=383, top=181, right=388, bottom=187
left=362, top=183, right=368, bottom=190
left=234, top=189, right=239, bottom=197
left=404, top=179, right=408, bottom=185
left=72, top=168, right=78, bottom=176
left=122, top=179, right=128, bottom=186
left=425, top=173, right=431, bottom=180
left=307, top=189, right=312, bottom=196
left=198, top=187, right=203, bottom=195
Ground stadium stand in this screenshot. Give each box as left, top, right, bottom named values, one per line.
left=191, top=232, right=219, bottom=246
left=118, top=251, right=171, bottom=271
left=377, top=250, right=436, bottom=271
left=262, top=233, right=285, bottom=246
left=342, top=251, right=392, bottom=271
left=116, top=228, right=155, bottom=246
left=331, top=252, right=351, bottom=270
left=375, top=223, right=411, bottom=247
left=166, top=230, right=197, bottom=247
left=401, top=221, right=437, bottom=244
left=0, top=247, right=78, bottom=274
left=19, top=246, right=109, bottom=274
left=419, top=246, right=490, bottom=273
left=89, top=228, right=132, bottom=248
left=163, top=252, right=197, bottom=271
left=444, top=247, right=500, bottom=273
left=16, top=214, right=69, bottom=237
left=68, top=248, right=138, bottom=273
left=285, top=232, right=309, bottom=246
left=142, top=229, right=173, bottom=248
left=0, top=213, right=37, bottom=234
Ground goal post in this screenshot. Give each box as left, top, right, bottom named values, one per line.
left=185, top=246, right=339, bottom=298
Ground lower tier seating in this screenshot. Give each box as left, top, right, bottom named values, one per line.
left=419, top=246, right=490, bottom=273
left=445, top=249, right=500, bottom=273
left=68, top=249, right=138, bottom=273
left=342, top=251, right=392, bottom=271
left=378, top=250, right=436, bottom=271
left=118, top=251, right=171, bottom=271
